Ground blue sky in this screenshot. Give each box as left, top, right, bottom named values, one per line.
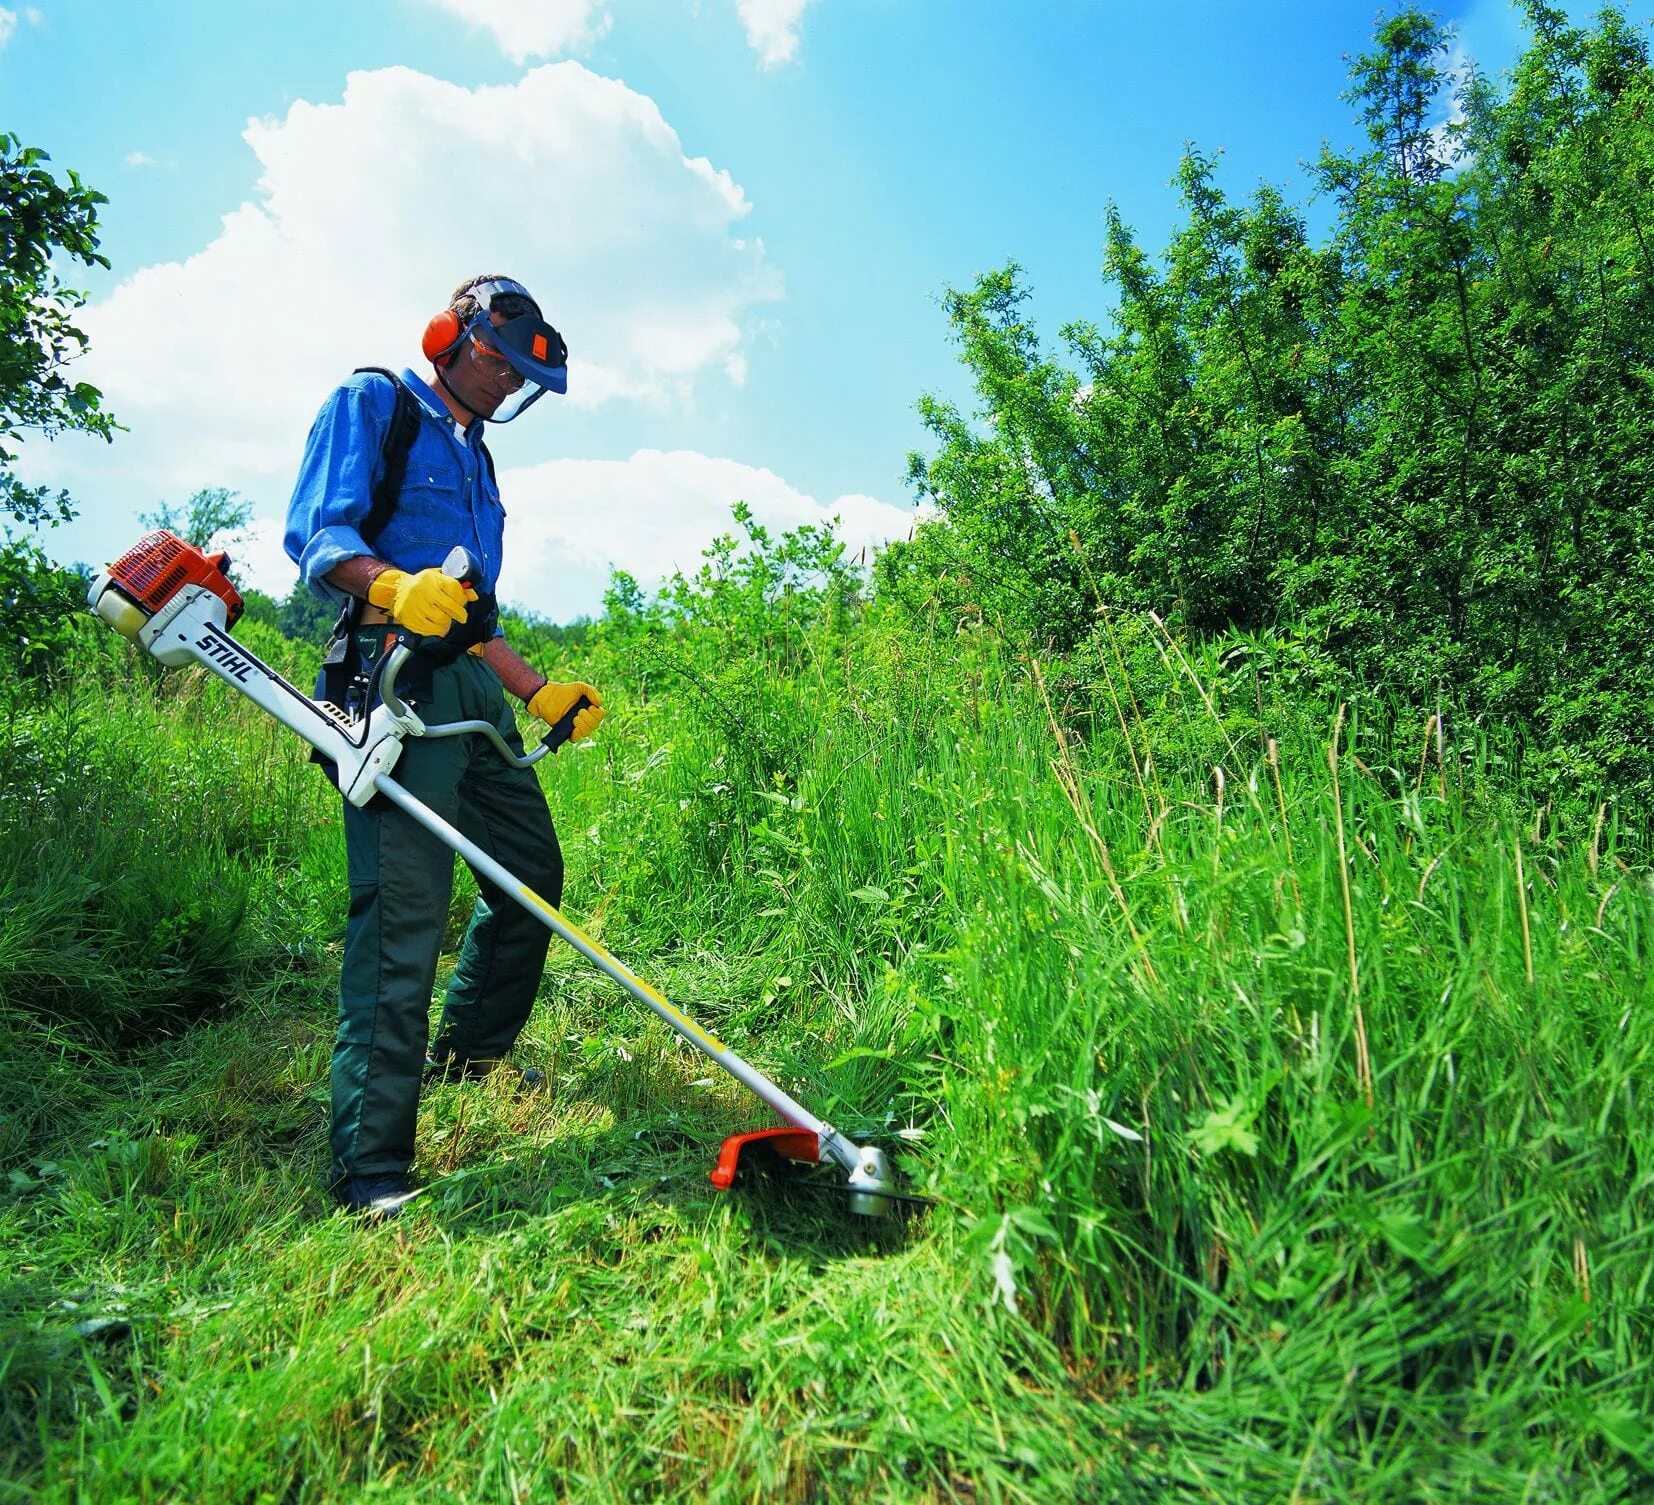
left=1, top=0, right=1586, bottom=619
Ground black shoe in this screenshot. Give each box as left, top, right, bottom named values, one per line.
left=424, top=1055, right=547, bottom=1093
left=334, top=1174, right=423, bottom=1219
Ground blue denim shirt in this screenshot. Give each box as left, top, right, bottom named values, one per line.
left=284, top=368, right=505, bottom=625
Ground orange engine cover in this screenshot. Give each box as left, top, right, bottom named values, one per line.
left=106, top=530, right=244, bottom=629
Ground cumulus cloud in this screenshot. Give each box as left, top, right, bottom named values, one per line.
left=1428, top=43, right=1475, bottom=173
left=41, top=62, right=778, bottom=508
left=495, top=449, right=911, bottom=618
left=217, top=450, right=912, bottom=622
left=214, top=515, right=297, bottom=600
left=0, top=4, right=43, bottom=44
left=734, top=0, right=815, bottom=67
left=408, top=0, right=820, bottom=68
left=124, top=150, right=156, bottom=168
left=411, top=0, right=607, bottom=62
left=17, top=63, right=908, bottom=622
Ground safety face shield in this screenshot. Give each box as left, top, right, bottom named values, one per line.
left=459, top=279, right=568, bottom=422
left=459, top=319, right=566, bottom=421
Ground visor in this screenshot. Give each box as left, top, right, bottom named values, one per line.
left=461, top=278, right=569, bottom=422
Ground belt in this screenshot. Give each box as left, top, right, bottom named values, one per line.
left=354, top=608, right=486, bottom=656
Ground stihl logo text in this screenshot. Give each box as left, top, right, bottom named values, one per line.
left=197, top=632, right=256, bottom=683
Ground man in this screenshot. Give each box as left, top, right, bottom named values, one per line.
left=284, top=274, right=602, bottom=1219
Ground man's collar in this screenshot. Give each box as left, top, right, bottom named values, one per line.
left=400, top=367, right=482, bottom=438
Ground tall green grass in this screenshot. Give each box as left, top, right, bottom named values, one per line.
left=1, top=604, right=1648, bottom=1501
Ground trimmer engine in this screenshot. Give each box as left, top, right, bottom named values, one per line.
left=90, top=530, right=244, bottom=640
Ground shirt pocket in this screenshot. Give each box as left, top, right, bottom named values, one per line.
left=387, top=479, right=467, bottom=559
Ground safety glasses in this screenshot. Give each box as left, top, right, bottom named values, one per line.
left=467, top=334, right=527, bottom=390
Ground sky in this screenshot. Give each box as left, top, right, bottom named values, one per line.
left=0, top=0, right=1605, bottom=621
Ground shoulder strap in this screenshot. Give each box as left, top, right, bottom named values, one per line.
left=352, top=367, right=423, bottom=549
left=479, top=439, right=496, bottom=488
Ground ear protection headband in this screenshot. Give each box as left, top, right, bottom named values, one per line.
left=421, top=278, right=542, bottom=366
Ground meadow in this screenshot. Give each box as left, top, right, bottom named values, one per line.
left=1, top=552, right=1648, bottom=1501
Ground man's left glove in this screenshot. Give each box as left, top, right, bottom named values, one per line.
left=528, top=680, right=605, bottom=743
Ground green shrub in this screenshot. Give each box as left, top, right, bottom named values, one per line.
left=897, top=6, right=1654, bottom=806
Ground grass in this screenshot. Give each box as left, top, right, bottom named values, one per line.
left=1, top=606, right=1650, bottom=1501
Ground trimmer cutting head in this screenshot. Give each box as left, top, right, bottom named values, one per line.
left=710, top=1127, right=900, bottom=1217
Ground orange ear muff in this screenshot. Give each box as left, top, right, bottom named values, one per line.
left=422, top=310, right=464, bottom=365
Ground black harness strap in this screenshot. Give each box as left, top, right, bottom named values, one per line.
left=356, top=366, right=424, bottom=551
left=322, top=368, right=496, bottom=643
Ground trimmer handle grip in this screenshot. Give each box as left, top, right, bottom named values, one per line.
left=543, top=694, right=593, bottom=754
left=440, top=545, right=485, bottom=592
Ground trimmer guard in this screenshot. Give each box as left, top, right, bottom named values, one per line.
left=709, top=1127, right=821, bottom=1190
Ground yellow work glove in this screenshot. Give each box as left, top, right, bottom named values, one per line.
left=366, top=567, right=475, bottom=637
left=528, top=680, right=605, bottom=744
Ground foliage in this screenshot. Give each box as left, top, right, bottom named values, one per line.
left=0, top=536, right=86, bottom=682
left=497, top=603, right=590, bottom=661
left=236, top=585, right=283, bottom=635
left=276, top=582, right=343, bottom=642
left=0, top=133, right=116, bottom=527
left=139, top=485, right=251, bottom=553
left=887, top=3, right=1654, bottom=805
left=596, top=501, right=870, bottom=850
left=0, top=622, right=334, bottom=1042
left=2, top=572, right=1650, bottom=1500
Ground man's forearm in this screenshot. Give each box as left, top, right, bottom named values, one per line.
left=481, top=636, right=547, bottom=704
left=324, top=556, right=392, bottom=600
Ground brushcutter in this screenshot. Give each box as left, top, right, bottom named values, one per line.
left=87, top=530, right=901, bottom=1215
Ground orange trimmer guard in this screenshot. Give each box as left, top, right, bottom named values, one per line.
left=709, top=1127, right=821, bottom=1190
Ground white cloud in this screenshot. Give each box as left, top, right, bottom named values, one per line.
left=37, top=62, right=779, bottom=524
left=734, top=0, right=815, bottom=67
left=495, top=448, right=911, bottom=618
left=0, top=3, right=43, bottom=43
left=124, top=150, right=155, bottom=168
left=1428, top=43, right=1475, bottom=175
left=216, top=450, right=910, bottom=621
left=408, top=0, right=820, bottom=68
left=21, top=63, right=916, bottom=622
left=412, top=0, right=607, bottom=62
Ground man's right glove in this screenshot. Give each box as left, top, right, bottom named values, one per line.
left=528, top=680, right=605, bottom=744
left=367, top=567, right=474, bottom=637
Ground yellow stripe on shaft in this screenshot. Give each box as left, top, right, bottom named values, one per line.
left=520, top=886, right=728, bottom=1055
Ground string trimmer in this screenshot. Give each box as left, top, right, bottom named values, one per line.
left=88, top=530, right=900, bottom=1215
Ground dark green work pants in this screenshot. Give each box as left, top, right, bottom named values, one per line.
left=331, top=630, right=563, bottom=1182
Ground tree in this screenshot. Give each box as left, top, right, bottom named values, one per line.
left=896, top=5, right=1654, bottom=803
left=0, top=133, right=117, bottom=526
left=139, top=486, right=252, bottom=551
left=276, top=584, right=337, bottom=642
